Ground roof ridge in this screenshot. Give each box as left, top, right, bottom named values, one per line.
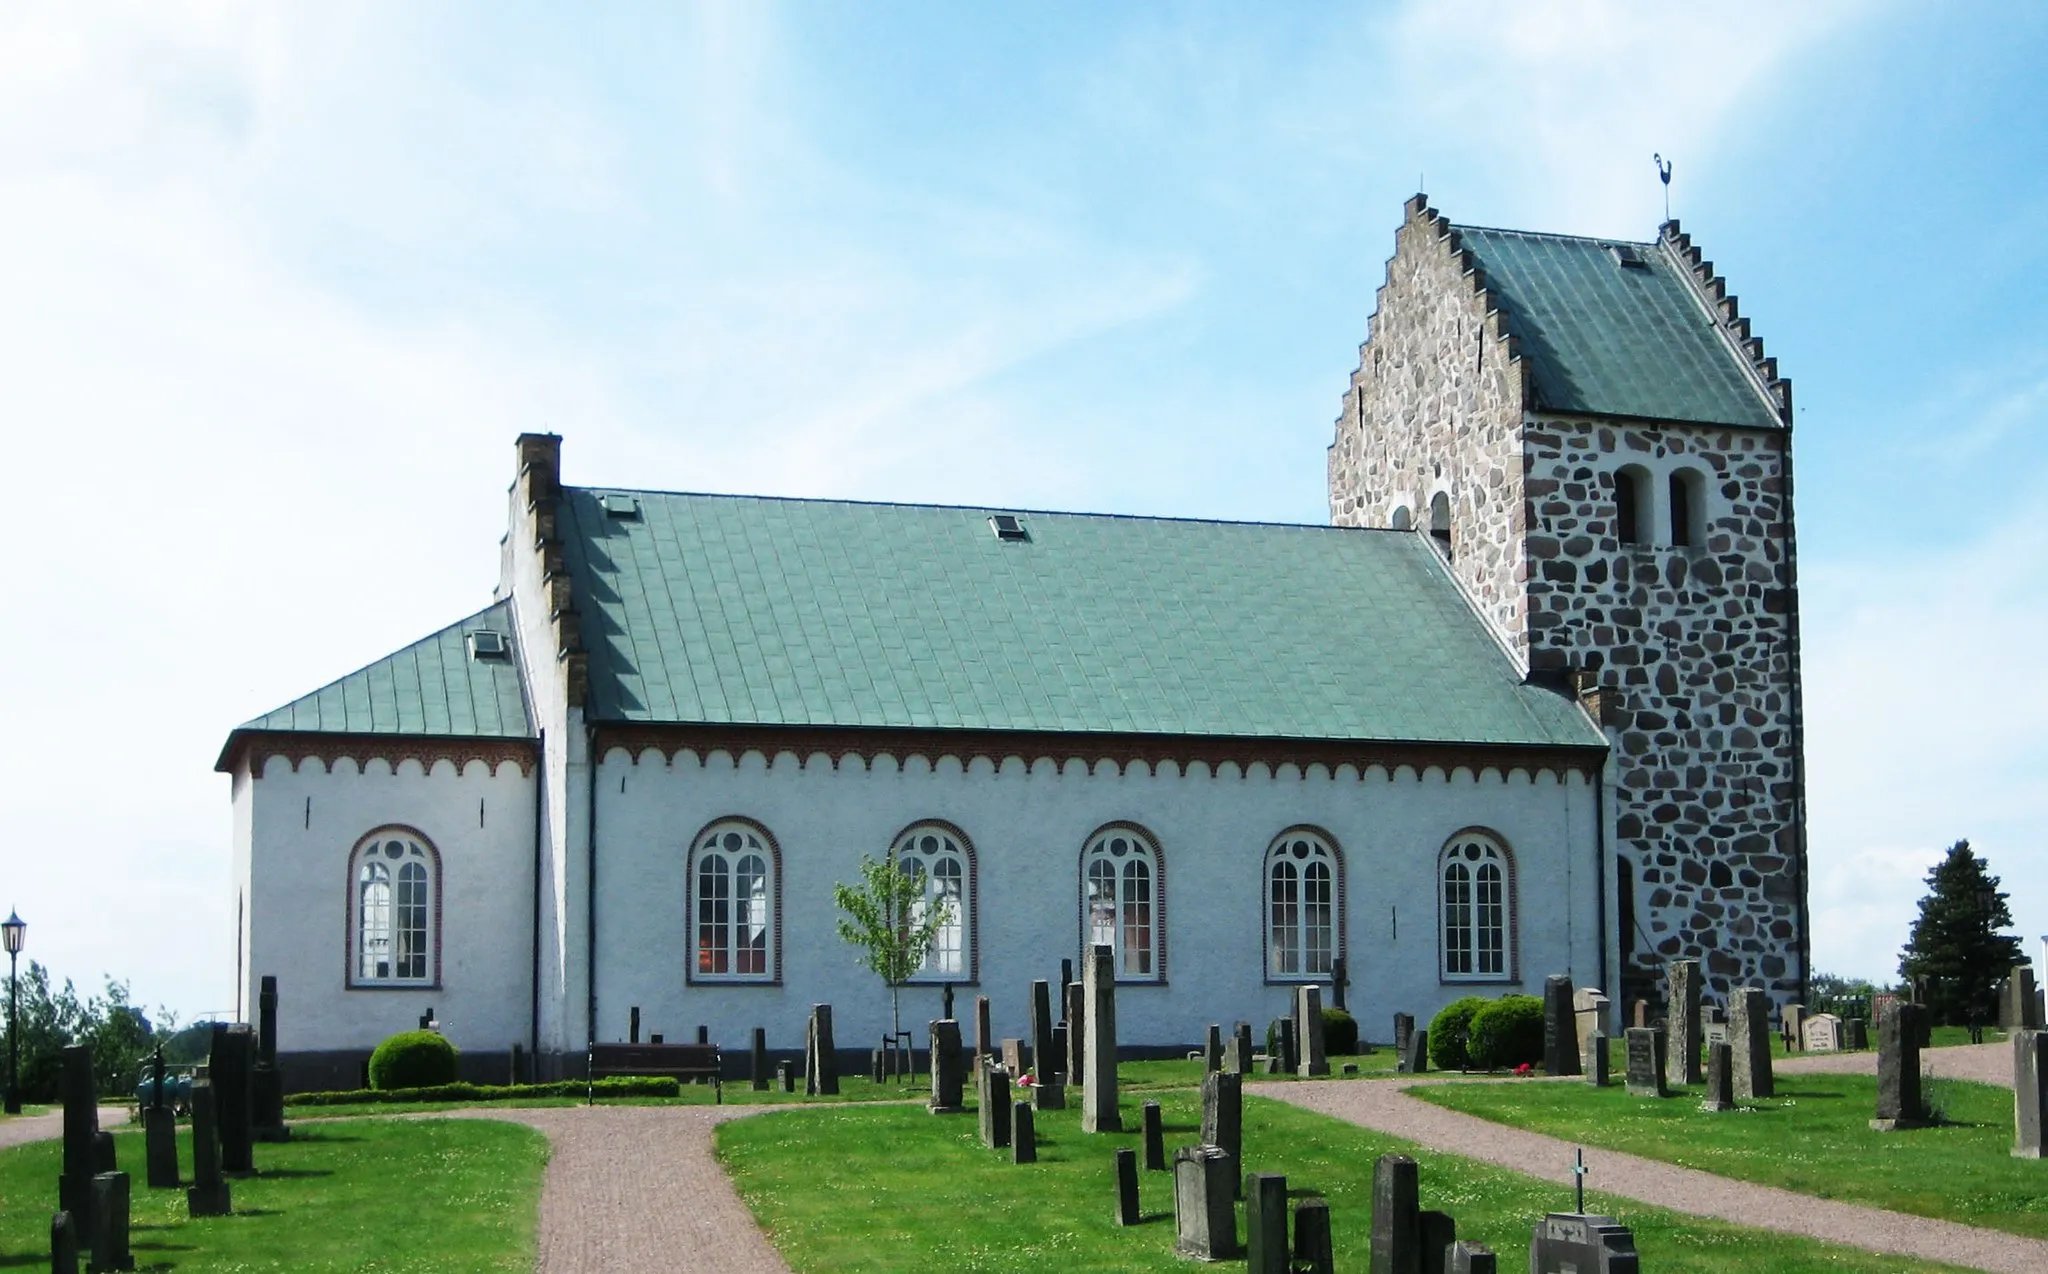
left=1452, top=221, right=1657, bottom=249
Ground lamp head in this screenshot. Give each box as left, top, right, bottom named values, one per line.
left=1, top=910, right=23, bottom=956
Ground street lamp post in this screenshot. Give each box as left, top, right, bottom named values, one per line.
left=2, top=910, right=23, bottom=1115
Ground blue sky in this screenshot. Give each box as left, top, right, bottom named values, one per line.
left=3, top=2, right=2045, bottom=1019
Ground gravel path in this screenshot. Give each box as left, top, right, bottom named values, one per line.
left=457, top=1104, right=793, bottom=1274
left=1779, top=1039, right=2012, bottom=1088
left=1257, top=1046, right=2045, bottom=1274
left=0, top=1106, right=128, bottom=1152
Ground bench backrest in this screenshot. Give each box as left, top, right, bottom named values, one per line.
left=589, top=1042, right=720, bottom=1073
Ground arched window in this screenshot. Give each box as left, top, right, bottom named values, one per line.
left=1669, top=468, right=1706, bottom=548
left=892, top=823, right=973, bottom=981
left=349, top=828, right=437, bottom=986
left=1266, top=829, right=1340, bottom=981
left=691, top=820, right=777, bottom=982
left=1389, top=505, right=1413, bottom=532
left=1440, top=831, right=1513, bottom=981
left=1614, top=466, right=1649, bottom=545
left=1081, top=826, right=1162, bottom=982
left=1428, top=491, right=1452, bottom=559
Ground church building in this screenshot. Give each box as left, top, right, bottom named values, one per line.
left=218, top=195, right=1806, bottom=1086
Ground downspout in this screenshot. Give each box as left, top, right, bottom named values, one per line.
left=1593, top=763, right=1609, bottom=998
left=585, top=722, right=599, bottom=1053
left=530, top=728, right=544, bottom=1063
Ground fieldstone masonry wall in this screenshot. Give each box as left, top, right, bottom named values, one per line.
left=1329, top=195, right=1806, bottom=1005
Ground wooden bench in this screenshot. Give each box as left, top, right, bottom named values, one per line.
left=588, top=1042, right=723, bottom=1103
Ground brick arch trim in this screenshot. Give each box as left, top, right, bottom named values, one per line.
left=1260, top=824, right=1348, bottom=986
left=1076, top=821, right=1167, bottom=984
left=1436, top=826, right=1521, bottom=985
left=887, top=818, right=982, bottom=986
left=682, top=815, right=786, bottom=987
left=344, top=824, right=445, bottom=990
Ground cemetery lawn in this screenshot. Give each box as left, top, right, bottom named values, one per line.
left=716, top=1085, right=1967, bottom=1273
left=1119, top=1051, right=1398, bottom=1089
left=0, top=1116, right=545, bottom=1270
left=1415, top=1071, right=2048, bottom=1238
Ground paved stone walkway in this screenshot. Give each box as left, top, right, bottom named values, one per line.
left=0, top=1105, right=127, bottom=1152
left=1258, top=1043, right=2042, bottom=1274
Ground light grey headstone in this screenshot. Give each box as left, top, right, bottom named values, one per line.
left=1172, top=1144, right=1239, bottom=1260
left=1393, top=1012, right=1414, bottom=1061
left=808, top=1003, right=839, bottom=1096
left=1573, top=986, right=1610, bottom=1073
left=1081, top=944, right=1121, bottom=1132
left=1447, top=1239, right=1496, bottom=1273
left=1530, top=1212, right=1639, bottom=1273
left=1296, top=985, right=1329, bottom=1077
left=1623, top=1028, right=1667, bottom=1098
left=1666, top=959, right=1702, bottom=1086
left=1001, top=1037, right=1027, bottom=1078
left=978, top=1063, right=1012, bottom=1148
left=1729, top=988, right=1774, bottom=1101
left=1367, top=1152, right=1418, bottom=1274
left=1201, top=1071, right=1242, bottom=1192
left=1802, top=1013, right=1844, bottom=1054
left=1586, top=1033, right=1610, bottom=1087
left=2013, top=1029, right=2047, bottom=1158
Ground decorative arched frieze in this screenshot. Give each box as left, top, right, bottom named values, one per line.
left=238, top=734, right=537, bottom=780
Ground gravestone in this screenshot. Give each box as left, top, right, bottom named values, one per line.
left=870, top=1048, right=886, bottom=1084
left=975, top=995, right=993, bottom=1072
left=1419, top=1210, right=1458, bottom=1274
left=2013, top=1029, right=2047, bottom=1158
left=1277, top=1018, right=1299, bottom=1075
left=1586, top=1033, right=1610, bottom=1087
left=210, top=1025, right=256, bottom=1174
left=143, top=1047, right=178, bottom=1190
left=1172, top=1145, right=1239, bottom=1260
left=751, top=1027, right=769, bottom=1091
left=978, top=1063, right=1012, bottom=1149
left=1031, top=980, right=1057, bottom=1082
left=252, top=975, right=289, bottom=1142
left=1001, top=1037, right=1027, bottom=1078
left=1402, top=1029, right=1429, bottom=1075
left=1011, top=1101, right=1036, bottom=1164
left=1201, top=1071, right=1243, bottom=1193
left=1623, top=1028, right=1666, bottom=1098
left=1205, top=1023, right=1223, bottom=1073
left=1873, top=1000, right=1929, bottom=1131
left=1783, top=1001, right=1807, bottom=1052
left=1543, top=976, right=1580, bottom=1076
left=1700, top=1041, right=1735, bottom=1112
left=1702, top=1005, right=1730, bottom=1049
left=1296, top=985, right=1330, bottom=1077
left=1063, top=983, right=1085, bottom=1086
left=1034, top=1072, right=1066, bottom=1110
left=185, top=1079, right=232, bottom=1217
left=51, top=1211, right=78, bottom=1274
left=1448, top=1240, right=1497, bottom=1273
left=1573, top=986, right=1610, bottom=1073
left=1803, top=1013, right=1844, bottom=1054
left=1227, top=1022, right=1254, bottom=1075
left=807, top=1004, right=840, bottom=1096
left=1050, top=1024, right=1068, bottom=1082
left=1293, top=1197, right=1335, bottom=1274
left=1630, top=999, right=1649, bottom=1030
left=1729, top=988, right=1774, bottom=1101
left=1245, top=1172, right=1289, bottom=1274
left=1142, top=1100, right=1165, bottom=1171
left=90, top=1172, right=135, bottom=1273
left=1393, top=1012, right=1415, bottom=1060
left=777, top=1060, right=795, bottom=1093
left=1530, top=1213, right=1640, bottom=1273
left=1114, top=1148, right=1141, bottom=1226
left=928, top=1019, right=965, bottom=1113
left=58, top=1045, right=100, bottom=1236
left=942, top=984, right=955, bottom=1023
left=1368, top=1153, right=1419, bottom=1274
left=1331, top=956, right=1349, bottom=1011
left=1081, top=944, right=1121, bottom=1132
left=1844, top=1017, right=1869, bottom=1051
left=1666, top=959, right=1702, bottom=1086
left=2006, top=965, right=2043, bottom=1031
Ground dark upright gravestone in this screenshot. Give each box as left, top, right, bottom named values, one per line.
left=2013, top=1029, right=2047, bottom=1158
left=807, top=1004, right=839, bottom=1096
left=1448, top=1240, right=1497, bottom=1273
left=1419, top=1210, right=1458, bottom=1274
left=928, top=1019, right=965, bottom=1114
left=1544, top=975, right=1581, bottom=1076
left=1873, top=1000, right=1929, bottom=1131
left=57, top=1045, right=99, bottom=1236
left=1530, top=1213, right=1639, bottom=1273
left=185, top=1079, right=232, bottom=1217
left=1226, top=1021, right=1254, bottom=1075
left=1011, top=1101, right=1036, bottom=1164
left=1172, top=1144, right=1239, bottom=1260
left=977, top=1063, right=1012, bottom=1149
left=1030, top=980, right=1058, bottom=1085
left=1244, top=1171, right=1289, bottom=1274
left=1114, top=1147, right=1141, bottom=1226
left=1293, top=1197, right=1335, bottom=1274
left=941, top=984, right=955, bottom=1023
left=1700, top=1041, right=1735, bottom=1112
left=1587, top=1033, right=1610, bottom=1087
left=1623, top=1028, right=1667, bottom=1098
left=777, top=1061, right=795, bottom=1094
left=1666, top=958, right=1703, bottom=1085
left=1393, top=1012, right=1415, bottom=1061
left=975, top=995, right=993, bottom=1071
left=1296, top=985, right=1329, bottom=1077
left=144, top=1048, right=179, bottom=1190
left=1845, top=1016, right=1869, bottom=1051
left=1142, top=1100, right=1165, bottom=1171
left=210, top=1025, right=256, bottom=1174
left=252, top=975, right=289, bottom=1143
left=1276, top=1017, right=1299, bottom=1076
left=1729, top=987, right=1774, bottom=1101
left=1402, top=1029, right=1429, bottom=1075
left=2007, top=964, right=2043, bottom=1031
left=1368, top=1153, right=1419, bottom=1274
left=90, top=1172, right=135, bottom=1272
left=1204, top=1023, right=1223, bottom=1073
left=1201, top=1071, right=1242, bottom=1193
left=1063, top=983, right=1086, bottom=1085
left=1050, top=1024, right=1068, bottom=1082
left=1081, top=943, right=1120, bottom=1132
left=751, top=1027, right=769, bottom=1091
left=51, top=1210, right=79, bottom=1274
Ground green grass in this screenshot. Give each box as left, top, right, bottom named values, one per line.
left=1414, top=1069, right=2047, bottom=1238
left=286, top=1073, right=932, bottom=1118
left=1118, top=1050, right=1398, bottom=1090
left=0, top=1116, right=546, bottom=1270
left=716, top=1081, right=1967, bottom=1272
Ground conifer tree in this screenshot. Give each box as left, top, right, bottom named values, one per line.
left=1898, top=840, right=2023, bottom=1026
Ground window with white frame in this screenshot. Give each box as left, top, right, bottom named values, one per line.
left=1267, top=830, right=1338, bottom=980
left=893, top=823, right=971, bottom=980
left=1440, top=831, right=1512, bottom=980
left=692, top=821, right=775, bottom=981
left=351, top=829, right=436, bottom=986
left=1082, top=826, right=1161, bottom=981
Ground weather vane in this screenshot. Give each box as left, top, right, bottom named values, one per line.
left=1653, top=154, right=1673, bottom=222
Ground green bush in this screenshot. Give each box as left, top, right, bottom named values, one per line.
left=368, top=1030, right=460, bottom=1090
left=1466, top=995, right=1545, bottom=1070
left=289, top=1076, right=680, bottom=1106
left=1428, top=996, right=1492, bottom=1071
left=1322, top=1007, right=1358, bottom=1057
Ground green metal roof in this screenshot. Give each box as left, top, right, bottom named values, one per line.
left=561, top=490, right=1604, bottom=750
left=1455, top=225, right=1782, bottom=430
left=229, top=603, right=533, bottom=742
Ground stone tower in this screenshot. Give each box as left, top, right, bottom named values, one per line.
left=1329, top=194, right=1807, bottom=1005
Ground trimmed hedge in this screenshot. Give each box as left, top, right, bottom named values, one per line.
left=288, top=1076, right=681, bottom=1107
left=369, top=1030, right=460, bottom=1090
left=1322, top=1007, right=1359, bottom=1057
left=1427, top=996, right=1492, bottom=1071
left=1467, top=994, right=1545, bottom=1070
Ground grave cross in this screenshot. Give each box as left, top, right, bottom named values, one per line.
left=1572, top=1147, right=1587, bottom=1215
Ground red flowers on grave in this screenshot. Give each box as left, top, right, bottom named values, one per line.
left=1514, top=1063, right=1535, bottom=1077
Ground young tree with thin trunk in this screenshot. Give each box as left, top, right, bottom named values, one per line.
left=834, top=854, right=953, bottom=1042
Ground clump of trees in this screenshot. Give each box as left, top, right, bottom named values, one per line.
left=1, top=962, right=180, bottom=1101
left=1898, top=840, right=2024, bottom=1027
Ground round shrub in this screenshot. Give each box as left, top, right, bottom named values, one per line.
left=1466, top=995, right=1545, bottom=1070
left=1322, top=1007, right=1359, bottom=1057
left=368, top=1030, right=459, bottom=1090
left=1427, top=996, right=1492, bottom=1071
